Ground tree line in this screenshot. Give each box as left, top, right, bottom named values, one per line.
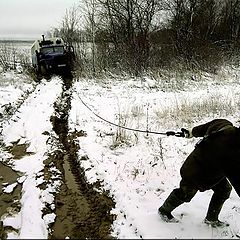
left=51, top=0, right=240, bottom=76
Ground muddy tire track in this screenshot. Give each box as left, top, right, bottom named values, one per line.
left=49, top=74, right=115, bottom=239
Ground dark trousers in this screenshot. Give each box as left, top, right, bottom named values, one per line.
left=174, top=177, right=232, bottom=202
left=161, top=177, right=232, bottom=220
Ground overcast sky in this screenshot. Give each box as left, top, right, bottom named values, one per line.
left=0, top=0, right=79, bottom=40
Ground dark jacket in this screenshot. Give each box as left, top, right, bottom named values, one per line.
left=180, top=119, right=240, bottom=196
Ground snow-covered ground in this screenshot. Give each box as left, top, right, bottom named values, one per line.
left=69, top=70, right=240, bottom=239
left=0, top=71, right=63, bottom=238
left=1, top=68, right=240, bottom=239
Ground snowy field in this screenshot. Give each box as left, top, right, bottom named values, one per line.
left=1, top=67, right=240, bottom=238
left=69, top=68, right=240, bottom=239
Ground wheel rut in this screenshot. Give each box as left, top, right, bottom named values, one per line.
left=49, top=74, right=115, bottom=239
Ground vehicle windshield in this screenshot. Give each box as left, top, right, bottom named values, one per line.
left=54, top=46, right=64, bottom=54
left=41, top=46, right=64, bottom=54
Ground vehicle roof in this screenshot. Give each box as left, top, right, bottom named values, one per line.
left=31, top=37, right=64, bottom=50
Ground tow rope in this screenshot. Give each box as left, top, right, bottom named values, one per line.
left=76, top=93, right=184, bottom=137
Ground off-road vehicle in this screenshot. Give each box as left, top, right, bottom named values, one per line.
left=31, top=35, right=74, bottom=76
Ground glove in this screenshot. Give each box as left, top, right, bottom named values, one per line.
left=181, top=128, right=192, bottom=138
left=166, top=131, right=176, bottom=136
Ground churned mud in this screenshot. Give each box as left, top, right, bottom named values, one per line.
left=48, top=74, right=115, bottom=239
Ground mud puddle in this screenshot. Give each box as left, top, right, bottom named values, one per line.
left=0, top=162, right=22, bottom=239
left=5, top=141, right=34, bottom=160
left=0, top=140, right=33, bottom=238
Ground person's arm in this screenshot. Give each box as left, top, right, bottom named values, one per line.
left=181, top=119, right=233, bottom=138
left=181, top=121, right=213, bottom=138
left=192, top=119, right=233, bottom=137
left=192, top=121, right=214, bottom=137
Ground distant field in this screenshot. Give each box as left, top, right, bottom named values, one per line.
left=0, top=39, right=33, bottom=69
left=0, top=39, right=33, bottom=46
left=0, top=39, right=33, bottom=50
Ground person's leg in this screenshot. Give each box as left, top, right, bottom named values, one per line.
left=158, top=180, right=197, bottom=222
left=205, top=178, right=232, bottom=227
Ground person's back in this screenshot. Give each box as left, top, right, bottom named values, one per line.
left=182, top=120, right=238, bottom=187
left=192, top=120, right=240, bottom=196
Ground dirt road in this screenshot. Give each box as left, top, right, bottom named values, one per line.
left=0, top=74, right=115, bottom=239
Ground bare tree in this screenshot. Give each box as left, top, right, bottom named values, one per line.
left=97, top=0, right=162, bottom=75
left=0, top=43, right=18, bottom=70
left=167, top=0, right=222, bottom=66
left=83, top=0, right=99, bottom=75
left=217, top=0, right=240, bottom=41
left=60, top=5, right=81, bottom=46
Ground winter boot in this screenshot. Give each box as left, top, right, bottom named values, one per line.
left=158, top=191, right=184, bottom=223
left=204, top=219, right=229, bottom=228
left=204, top=194, right=229, bottom=228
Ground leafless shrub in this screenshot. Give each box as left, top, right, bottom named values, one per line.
left=110, top=114, right=132, bottom=149
left=0, top=43, right=17, bottom=70
left=0, top=42, right=32, bottom=73
left=157, top=137, right=166, bottom=169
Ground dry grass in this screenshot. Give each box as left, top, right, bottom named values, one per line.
left=155, top=92, right=240, bottom=128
